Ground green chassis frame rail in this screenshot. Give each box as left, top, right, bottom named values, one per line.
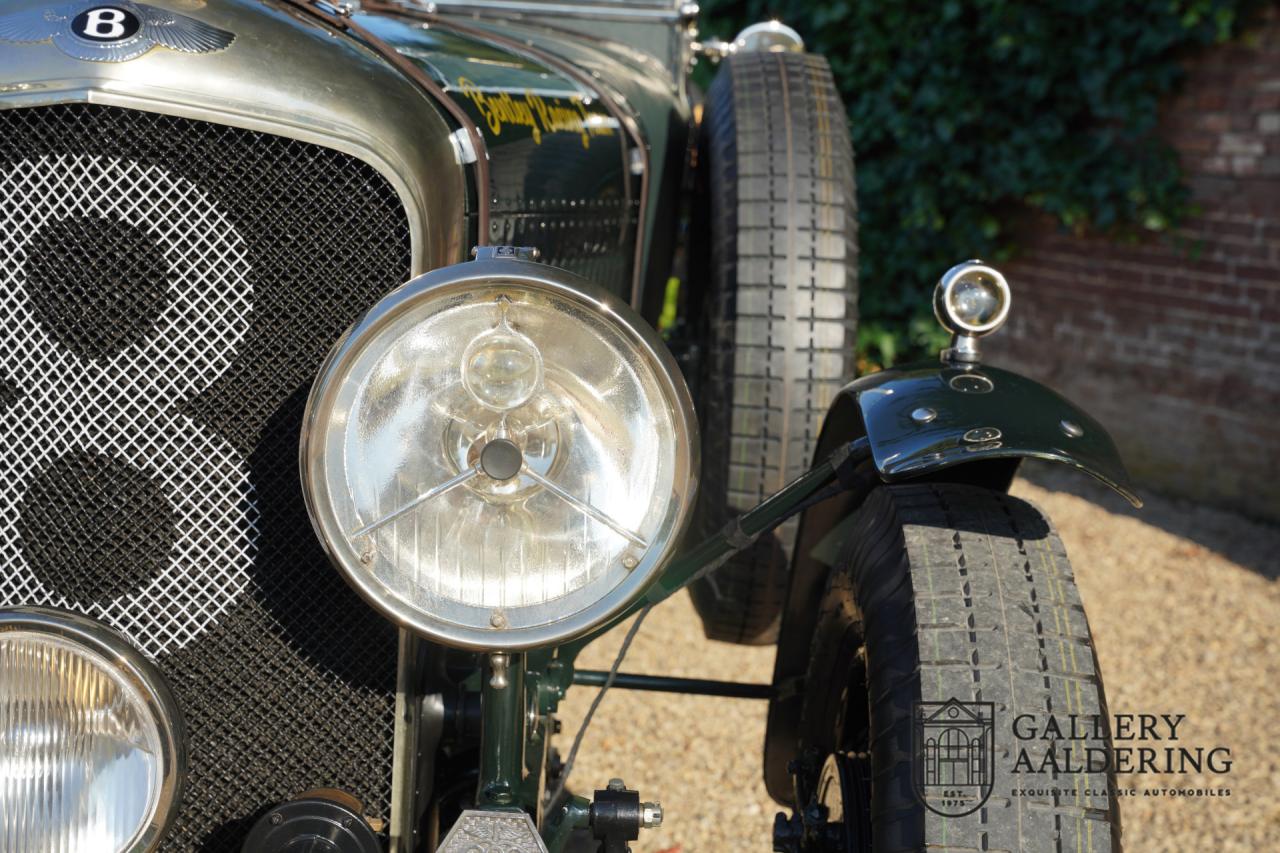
left=472, top=436, right=876, bottom=850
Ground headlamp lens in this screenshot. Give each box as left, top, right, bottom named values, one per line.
left=948, top=273, right=1003, bottom=326
left=934, top=260, right=1011, bottom=335
left=461, top=303, right=544, bottom=411
left=0, top=616, right=180, bottom=853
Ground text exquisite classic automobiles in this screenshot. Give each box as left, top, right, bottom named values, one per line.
left=0, top=1, right=1138, bottom=850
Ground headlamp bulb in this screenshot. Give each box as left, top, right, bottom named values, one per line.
left=461, top=298, right=544, bottom=411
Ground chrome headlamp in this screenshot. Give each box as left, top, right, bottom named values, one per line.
left=0, top=607, right=185, bottom=853
left=301, top=255, right=698, bottom=650
left=934, top=259, right=1012, bottom=362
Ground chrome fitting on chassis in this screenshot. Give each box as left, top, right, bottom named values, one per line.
left=436, top=779, right=662, bottom=853
left=437, top=810, right=548, bottom=853
left=590, top=779, right=662, bottom=853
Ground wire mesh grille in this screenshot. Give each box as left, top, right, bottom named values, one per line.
left=0, top=103, right=411, bottom=850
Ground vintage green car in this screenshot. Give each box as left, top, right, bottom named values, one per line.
left=0, top=0, right=1138, bottom=850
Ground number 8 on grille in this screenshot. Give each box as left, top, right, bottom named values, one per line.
left=0, top=153, right=258, bottom=655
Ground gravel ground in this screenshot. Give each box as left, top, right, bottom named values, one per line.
left=557, top=464, right=1280, bottom=852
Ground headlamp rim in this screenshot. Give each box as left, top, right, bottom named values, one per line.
left=933, top=260, right=1012, bottom=336
left=0, top=606, right=187, bottom=852
left=300, top=258, right=699, bottom=651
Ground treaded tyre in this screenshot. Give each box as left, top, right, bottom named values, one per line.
left=798, top=484, right=1120, bottom=852
left=688, top=50, right=858, bottom=645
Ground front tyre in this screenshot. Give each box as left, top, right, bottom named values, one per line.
left=798, top=484, right=1120, bottom=852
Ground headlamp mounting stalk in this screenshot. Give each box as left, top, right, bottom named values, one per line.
left=514, top=435, right=878, bottom=845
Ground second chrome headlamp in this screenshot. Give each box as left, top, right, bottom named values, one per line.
left=301, top=255, right=698, bottom=650
left=0, top=607, right=185, bottom=853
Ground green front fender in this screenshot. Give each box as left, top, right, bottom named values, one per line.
left=844, top=361, right=1141, bottom=506
left=764, top=359, right=1139, bottom=803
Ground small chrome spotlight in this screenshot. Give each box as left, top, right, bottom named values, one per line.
left=934, top=260, right=1012, bottom=363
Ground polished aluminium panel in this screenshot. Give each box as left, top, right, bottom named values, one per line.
left=433, top=0, right=685, bottom=20
left=438, top=809, right=548, bottom=852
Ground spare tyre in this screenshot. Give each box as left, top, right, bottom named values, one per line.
left=687, top=49, right=859, bottom=645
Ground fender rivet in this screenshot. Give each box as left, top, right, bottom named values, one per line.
left=962, top=427, right=1002, bottom=444
left=911, top=407, right=937, bottom=424
left=1060, top=419, right=1083, bottom=438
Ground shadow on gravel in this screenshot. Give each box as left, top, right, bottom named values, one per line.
left=1017, top=459, right=1280, bottom=581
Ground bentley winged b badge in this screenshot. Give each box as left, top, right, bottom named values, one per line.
left=0, top=1, right=234, bottom=62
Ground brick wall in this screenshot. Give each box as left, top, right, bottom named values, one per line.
left=986, top=9, right=1280, bottom=519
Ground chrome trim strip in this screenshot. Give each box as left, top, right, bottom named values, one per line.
left=390, top=630, right=421, bottom=853
left=280, top=0, right=492, bottom=246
